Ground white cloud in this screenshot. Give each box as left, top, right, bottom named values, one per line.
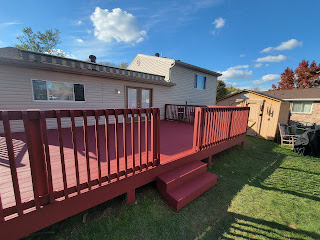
left=90, top=7, right=146, bottom=43
left=212, top=17, right=225, bottom=28
left=77, top=21, right=82, bottom=25
left=260, top=39, right=303, bottom=53
left=252, top=74, right=280, bottom=85
left=240, top=54, right=246, bottom=58
left=219, top=65, right=253, bottom=80
left=254, top=63, right=263, bottom=68
left=76, top=38, right=84, bottom=43
left=260, top=47, right=273, bottom=53
left=275, top=39, right=303, bottom=51
left=256, top=54, right=286, bottom=63
left=46, top=49, right=76, bottom=59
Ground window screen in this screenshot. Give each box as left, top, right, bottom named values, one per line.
left=194, top=75, right=206, bottom=90
left=292, top=102, right=312, bottom=113
left=32, top=80, right=47, bottom=100
left=74, top=84, right=85, bottom=101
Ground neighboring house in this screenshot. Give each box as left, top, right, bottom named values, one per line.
left=0, top=48, right=220, bottom=132
left=217, top=89, right=290, bottom=140
left=127, top=53, right=221, bottom=108
left=261, top=88, right=320, bottom=126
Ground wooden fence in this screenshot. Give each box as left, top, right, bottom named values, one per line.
left=0, top=108, right=160, bottom=221
left=165, top=104, right=205, bottom=124
left=193, top=106, right=250, bottom=151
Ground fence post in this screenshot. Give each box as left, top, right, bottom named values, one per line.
left=193, top=107, right=202, bottom=152
left=23, top=111, right=49, bottom=197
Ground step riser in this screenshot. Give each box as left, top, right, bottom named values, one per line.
left=166, top=164, right=207, bottom=192
left=176, top=175, right=217, bottom=211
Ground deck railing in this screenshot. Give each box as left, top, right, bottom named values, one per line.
left=165, top=104, right=205, bottom=124
left=193, top=106, right=250, bottom=151
left=0, top=108, right=160, bottom=221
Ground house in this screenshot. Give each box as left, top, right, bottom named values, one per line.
left=127, top=53, right=221, bottom=107
left=261, top=88, right=320, bottom=126
left=0, top=48, right=250, bottom=239
left=0, top=48, right=220, bottom=132
left=217, top=89, right=291, bottom=140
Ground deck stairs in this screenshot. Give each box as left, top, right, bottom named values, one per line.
left=156, top=161, right=217, bottom=211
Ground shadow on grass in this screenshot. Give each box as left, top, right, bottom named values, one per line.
left=25, top=136, right=320, bottom=240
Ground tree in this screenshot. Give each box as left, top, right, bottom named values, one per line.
left=271, top=60, right=320, bottom=90
left=295, top=60, right=320, bottom=88
left=278, top=67, right=295, bottom=90
left=15, top=27, right=64, bottom=56
left=216, top=80, right=241, bottom=101
left=118, top=61, right=128, bottom=69
left=216, top=80, right=228, bottom=100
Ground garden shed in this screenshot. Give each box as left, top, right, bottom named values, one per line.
left=217, top=89, right=290, bottom=140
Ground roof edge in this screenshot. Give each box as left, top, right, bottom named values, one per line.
left=173, top=60, right=222, bottom=77
left=217, top=89, right=284, bottom=102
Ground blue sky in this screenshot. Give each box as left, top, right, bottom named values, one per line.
left=0, top=0, right=319, bottom=90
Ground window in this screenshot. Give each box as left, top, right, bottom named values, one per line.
left=32, top=80, right=85, bottom=101
left=291, top=102, right=313, bottom=113
left=194, top=74, right=206, bottom=90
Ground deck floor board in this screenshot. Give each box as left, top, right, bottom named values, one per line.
left=0, top=121, right=193, bottom=210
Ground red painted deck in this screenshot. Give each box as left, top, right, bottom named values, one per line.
left=0, top=106, right=250, bottom=239
left=0, top=121, right=193, bottom=211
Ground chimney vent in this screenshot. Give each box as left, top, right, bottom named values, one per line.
left=155, top=53, right=160, bottom=57
left=89, top=55, right=96, bottom=63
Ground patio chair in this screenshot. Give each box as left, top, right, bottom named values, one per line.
left=278, top=123, right=300, bottom=148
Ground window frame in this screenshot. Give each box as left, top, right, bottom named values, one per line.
left=194, top=74, right=206, bottom=90
left=31, top=79, right=86, bottom=102
left=291, top=101, right=313, bottom=114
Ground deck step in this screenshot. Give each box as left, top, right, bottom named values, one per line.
left=157, top=161, right=207, bottom=192
left=156, top=161, right=217, bottom=211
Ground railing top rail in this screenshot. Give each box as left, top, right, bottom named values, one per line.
left=165, top=104, right=249, bottom=110
left=0, top=107, right=160, bottom=121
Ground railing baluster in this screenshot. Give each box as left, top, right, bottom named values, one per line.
left=83, top=110, right=91, bottom=190
left=138, top=109, right=142, bottom=171
left=0, top=194, right=4, bottom=222
left=94, top=110, right=102, bottom=186
left=56, top=110, right=68, bottom=199
left=145, top=110, right=149, bottom=169
left=2, top=111, right=23, bottom=215
left=70, top=110, right=80, bottom=194
left=105, top=110, right=111, bottom=183
left=123, top=110, right=128, bottom=177
left=157, top=109, right=160, bottom=164
left=131, top=110, right=136, bottom=174
left=114, top=110, right=120, bottom=180
left=40, top=111, right=54, bottom=203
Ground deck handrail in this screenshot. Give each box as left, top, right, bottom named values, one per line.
left=192, top=106, right=250, bottom=151
left=164, top=104, right=206, bottom=124
left=0, top=108, right=160, bottom=221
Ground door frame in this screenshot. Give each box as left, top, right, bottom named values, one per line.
left=125, top=86, right=153, bottom=108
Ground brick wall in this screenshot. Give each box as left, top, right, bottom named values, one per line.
left=291, top=101, right=320, bottom=125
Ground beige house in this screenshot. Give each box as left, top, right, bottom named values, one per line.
left=0, top=48, right=220, bottom=132
left=128, top=53, right=220, bottom=108
left=217, top=90, right=290, bottom=140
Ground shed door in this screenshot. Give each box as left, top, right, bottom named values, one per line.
left=245, top=100, right=264, bottom=137
left=259, top=102, right=275, bottom=140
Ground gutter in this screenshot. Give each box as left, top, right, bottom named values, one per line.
left=283, top=98, right=320, bottom=101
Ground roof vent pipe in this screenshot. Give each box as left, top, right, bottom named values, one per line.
left=89, top=55, right=96, bottom=63
left=155, top=53, right=160, bottom=57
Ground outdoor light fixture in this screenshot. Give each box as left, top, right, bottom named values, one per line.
left=115, top=88, right=121, bottom=94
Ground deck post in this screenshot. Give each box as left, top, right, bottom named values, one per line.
left=24, top=112, right=49, bottom=197
left=151, top=108, right=157, bottom=164
left=127, top=188, right=136, bottom=204
left=193, top=107, right=202, bottom=152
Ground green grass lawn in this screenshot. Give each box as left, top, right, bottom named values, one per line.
left=26, top=137, right=320, bottom=240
